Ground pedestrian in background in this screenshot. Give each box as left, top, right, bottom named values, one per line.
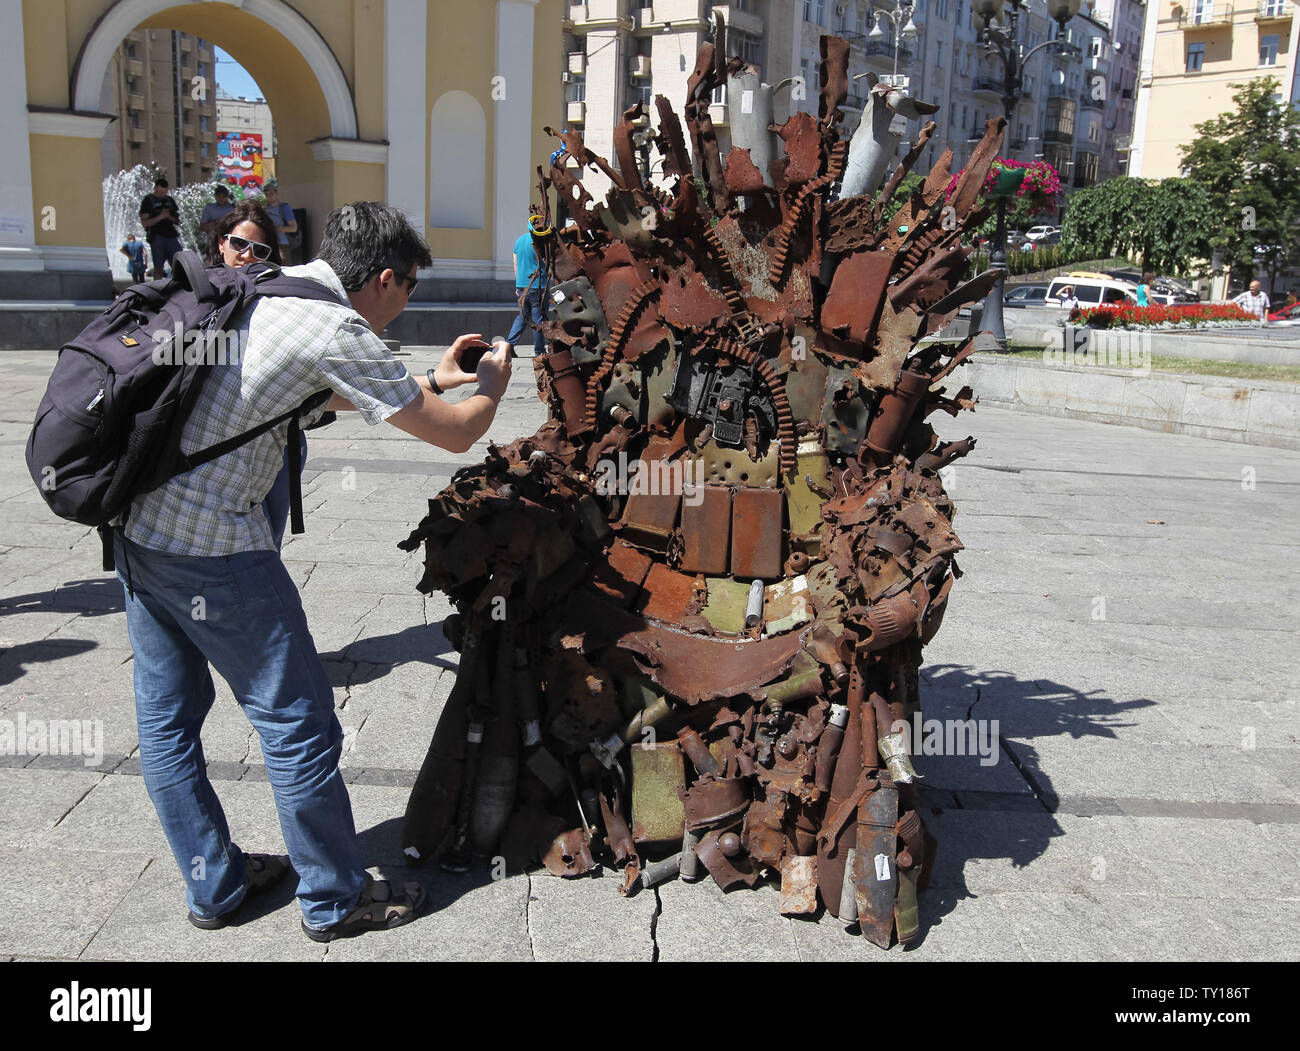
left=262, top=180, right=300, bottom=265
left=119, top=233, right=147, bottom=284
left=199, top=184, right=236, bottom=263
left=138, top=176, right=182, bottom=279
left=1234, top=280, right=1270, bottom=321
left=1136, top=271, right=1154, bottom=307
left=507, top=214, right=549, bottom=355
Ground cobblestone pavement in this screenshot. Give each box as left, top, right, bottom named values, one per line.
left=0, top=349, right=1296, bottom=961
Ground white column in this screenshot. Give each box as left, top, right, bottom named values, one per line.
left=385, top=0, right=428, bottom=232
left=494, top=0, right=540, bottom=282
left=0, top=0, right=37, bottom=268
left=1126, top=0, right=1161, bottom=177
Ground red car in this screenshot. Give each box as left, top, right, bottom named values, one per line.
left=1267, top=301, right=1300, bottom=322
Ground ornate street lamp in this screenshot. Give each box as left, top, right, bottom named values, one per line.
left=868, top=1, right=922, bottom=80
left=972, top=0, right=1081, bottom=349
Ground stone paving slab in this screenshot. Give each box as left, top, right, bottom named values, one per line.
left=0, top=847, right=152, bottom=958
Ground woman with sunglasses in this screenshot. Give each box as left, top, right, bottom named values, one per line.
left=213, top=202, right=283, bottom=268
left=213, top=203, right=310, bottom=547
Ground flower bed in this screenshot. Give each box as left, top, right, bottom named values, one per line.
left=1070, top=303, right=1258, bottom=329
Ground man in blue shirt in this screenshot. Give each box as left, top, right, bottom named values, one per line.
left=507, top=218, right=549, bottom=354
left=119, top=234, right=147, bottom=283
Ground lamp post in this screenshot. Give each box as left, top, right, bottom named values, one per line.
left=868, top=1, right=921, bottom=82
left=972, top=0, right=1081, bottom=349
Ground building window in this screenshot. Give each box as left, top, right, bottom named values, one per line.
left=568, top=74, right=585, bottom=104
left=1260, top=34, right=1279, bottom=66
left=936, top=0, right=950, bottom=18
left=1186, top=43, right=1205, bottom=72
left=732, top=29, right=762, bottom=69
left=201, top=116, right=209, bottom=132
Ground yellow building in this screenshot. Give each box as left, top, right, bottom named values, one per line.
left=0, top=0, right=563, bottom=298
left=1130, top=0, right=1300, bottom=178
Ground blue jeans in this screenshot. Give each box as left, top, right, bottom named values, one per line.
left=148, top=234, right=183, bottom=276
left=261, top=430, right=308, bottom=550
left=114, top=532, right=367, bottom=927
left=507, top=286, right=548, bottom=354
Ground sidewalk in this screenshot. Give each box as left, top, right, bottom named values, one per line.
left=1, top=349, right=1296, bottom=961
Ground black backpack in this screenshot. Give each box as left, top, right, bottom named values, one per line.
left=25, top=252, right=340, bottom=560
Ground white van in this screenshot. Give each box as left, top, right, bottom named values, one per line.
left=1045, top=275, right=1138, bottom=308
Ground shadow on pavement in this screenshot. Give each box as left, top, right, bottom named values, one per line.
left=902, top=663, right=1158, bottom=948
left=319, top=621, right=455, bottom=687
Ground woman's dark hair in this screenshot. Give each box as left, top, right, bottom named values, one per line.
left=318, top=201, right=432, bottom=292
left=214, top=202, right=282, bottom=266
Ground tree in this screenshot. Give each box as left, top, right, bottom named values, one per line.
left=1180, top=76, right=1300, bottom=288
left=1061, top=176, right=1214, bottom=275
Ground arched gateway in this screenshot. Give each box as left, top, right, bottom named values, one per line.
left=0, top=0, right=559, bottom=301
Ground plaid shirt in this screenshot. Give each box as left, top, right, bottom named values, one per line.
left=1234, top=289, right=1270, bottom=320
left=125, top=260, right=420, bottom=556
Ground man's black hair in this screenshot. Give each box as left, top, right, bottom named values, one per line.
left=317, top=201, right=432, bottom=292
left=154, top=178, right=169, bottom=188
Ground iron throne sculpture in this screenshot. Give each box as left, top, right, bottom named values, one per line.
left=400, top=26, right=1004, bottom=948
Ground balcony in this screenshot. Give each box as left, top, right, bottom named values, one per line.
left=1257, top=0, right=1291, bottom=18
left=967, top=127, right=987, bottom=141
left=128, top=125, right=147, bottom=144
left=1080, top=94, right=1105, bottom=110
left=864, top=40, right=914, bottom=62
left=126, top=59, right=144, bottom=77
left=568, top=51, right=585, bottom=74
left=973, top=76, right=1004, bottom=95
left=567, top=100, right=586, bottom=123
left=1047, top=83, right=1073, bottom=99
left=712, top=4, right=764, bottom=37
left=1043, top=125, right=1074, bottom=145
left=1179, top=6, right=1234, bottom=27
left=127, top=93, right=145, bottom=110
left=630, top=54, right=651, bottom=78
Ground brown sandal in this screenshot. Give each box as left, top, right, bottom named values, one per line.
left=188, top=852, right=293, bottom=930
left=301, top=875, right=426, bottom=942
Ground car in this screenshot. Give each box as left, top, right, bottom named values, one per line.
left=1027, top=231, right=1061, bottom=248
left=1003, top=283, right=1048, bottom=307
left=1045, top=275, right=1138, bottom=307
left=1025, top=225, right=1060, bottom=241
left=1006, top=231, right=1033, bottom=251
left=1267, top=301, right=1300, bottom=323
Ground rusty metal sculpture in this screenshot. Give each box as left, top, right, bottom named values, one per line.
left=400, top=28, right=1003, bottom=948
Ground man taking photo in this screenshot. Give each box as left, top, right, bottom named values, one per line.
left=114, top=201, right=511, bottom=942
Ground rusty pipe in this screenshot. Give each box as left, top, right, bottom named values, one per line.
left=864, top=368, right=931, bottom=460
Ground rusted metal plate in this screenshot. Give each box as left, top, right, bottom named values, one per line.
left=856, top=783, right=899, bottom=948
left=631, top=742, right=686, bottom=844
left=588, top=539, right=653, bottom=608
left=780, top=855, right=819, bottom=915
left=731, top=487, right=783, bottom=580
left=683, top=775, right=752, bottom=830
left=637, top=562, right=699, bottom=622
left=698, top=576, right=753, bottom=635
left=679, top=485, right=731, bottom=574
left=822, top=251, right=892, bottom=345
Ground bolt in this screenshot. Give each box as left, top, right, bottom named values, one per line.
left=718, top=832, right=742, bottom=857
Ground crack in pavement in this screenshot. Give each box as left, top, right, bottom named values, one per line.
left=49, top=774, right=107, bottom=829
left=525, top=871, right=537, bottom=961
left=649, top=884, right=661, bottom=962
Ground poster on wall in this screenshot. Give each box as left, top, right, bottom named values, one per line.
left=216, top=132, right=264, bottom=191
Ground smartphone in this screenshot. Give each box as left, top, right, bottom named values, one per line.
left=459, top=337, right=512, bottom=372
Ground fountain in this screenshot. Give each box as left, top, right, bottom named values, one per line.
left=102, top=165, right=247, bottom=281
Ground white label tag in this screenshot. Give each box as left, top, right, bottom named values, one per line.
left=875, top=853, right=892, bottom=881
left=741, top=89, right=754, bottom=114
left=551, top=289, right=565, bottom=303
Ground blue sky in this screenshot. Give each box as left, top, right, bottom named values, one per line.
left=215, top=47, right=264, bottom=101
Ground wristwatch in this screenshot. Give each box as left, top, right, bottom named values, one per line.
left=426, top=368, right=443, bottom=396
